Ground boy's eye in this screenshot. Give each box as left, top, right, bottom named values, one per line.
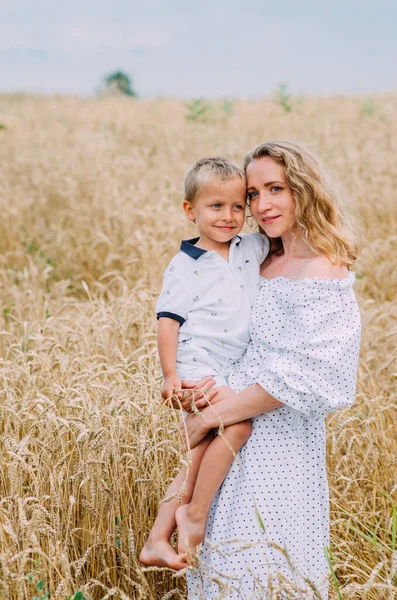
left=211, top=203, right=222, bottom=209
left=233, top=204, right=244, bottom=210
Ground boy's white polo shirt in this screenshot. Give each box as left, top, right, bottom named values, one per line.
left=156, top=233, right=269, bottom=366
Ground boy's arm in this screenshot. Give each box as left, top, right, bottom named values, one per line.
left=158, top=317, right=181, bottom=401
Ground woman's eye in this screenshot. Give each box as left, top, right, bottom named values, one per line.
left=246, top=191, right=258, bottom=202
left=271, top=186, right=282, bottom=193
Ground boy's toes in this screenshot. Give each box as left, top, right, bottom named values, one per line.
left=169, top=554, right=188, bottom=571
left=139, top=539, right=186, bottom=570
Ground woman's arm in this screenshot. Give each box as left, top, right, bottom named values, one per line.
left=182, top=384, right=283, bottom=449
left=204, top=384, right=282, bottom=428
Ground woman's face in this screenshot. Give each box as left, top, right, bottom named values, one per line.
left=246, top=156, right=296, bottom=238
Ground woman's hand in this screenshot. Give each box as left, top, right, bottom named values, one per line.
left=209, top=386, right=236, bottom=405
left=165, top=376, right=217, bottom=412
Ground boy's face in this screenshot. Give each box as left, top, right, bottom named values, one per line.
left=183, top=177, right=246, bottom=244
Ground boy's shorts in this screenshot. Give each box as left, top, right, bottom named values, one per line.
left=176, top=345, right=236, bottom=389
left=178, top=368, right=228, bottom=388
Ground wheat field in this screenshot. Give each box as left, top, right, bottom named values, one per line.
left=0, top=94, right=396, bottom=600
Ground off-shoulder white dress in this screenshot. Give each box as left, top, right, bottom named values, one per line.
left=187, top=273, right=361, bottom=599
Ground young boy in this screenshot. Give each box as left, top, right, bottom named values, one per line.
left=139, top=157, right=269, bottom=570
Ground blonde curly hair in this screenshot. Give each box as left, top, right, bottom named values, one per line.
left=244, top=140, right=362, bottom=268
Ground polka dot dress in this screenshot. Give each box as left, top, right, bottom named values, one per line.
left=187, top=273, right=361, bottom=599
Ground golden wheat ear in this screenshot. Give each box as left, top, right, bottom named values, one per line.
left=0, top=94, right=393, bottom=600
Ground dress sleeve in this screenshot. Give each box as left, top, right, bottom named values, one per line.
left=255, top=279, right=361, bottom=419
left=156, top=269, right=192, bottom=326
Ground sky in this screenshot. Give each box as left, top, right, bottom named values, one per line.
left=1, top=0, right=396, bottom=98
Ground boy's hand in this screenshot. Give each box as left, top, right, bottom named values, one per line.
left=162, top=374, right=182, bottom=403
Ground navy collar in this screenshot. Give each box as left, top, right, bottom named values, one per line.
left=180, top=236, right=241, bottom=260
left=180, top=238, right=207, bottom=259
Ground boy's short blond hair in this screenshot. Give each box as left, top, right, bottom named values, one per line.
left=184, top=157, right=245, bottom=204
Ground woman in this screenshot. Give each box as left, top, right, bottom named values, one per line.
left=176, top=141, right=361, bottom=599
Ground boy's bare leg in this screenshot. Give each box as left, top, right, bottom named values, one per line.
left=175, top=420, right=251, bottom=556
left=139, top=432, right=213, bottom=569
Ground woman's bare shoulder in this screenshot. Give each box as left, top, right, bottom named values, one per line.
left=299, top=256, right=348, bottom=280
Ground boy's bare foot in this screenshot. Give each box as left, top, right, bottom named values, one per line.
left=175, top=504, right=206, bottom=556
left=139, top=538, right=187, bottom=571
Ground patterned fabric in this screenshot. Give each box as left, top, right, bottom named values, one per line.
left=187, top=273, right=361, bottom=599
left=156, top=234, right=270, bottom=379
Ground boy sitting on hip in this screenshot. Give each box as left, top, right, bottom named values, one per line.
left=140, top=157, right=269, bottom=569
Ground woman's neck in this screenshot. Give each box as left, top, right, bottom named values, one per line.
left=279, top=230, right=315, bottom=259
